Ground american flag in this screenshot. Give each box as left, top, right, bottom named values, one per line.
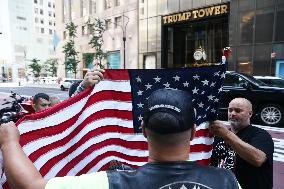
left=0, top=65, right=226, bottom=188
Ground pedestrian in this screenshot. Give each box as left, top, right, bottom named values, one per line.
left=32, top=93, right=51, bottom=112
left=0, top=89, right=240, bottom=189
left=209, top=98, right=274, bottom=189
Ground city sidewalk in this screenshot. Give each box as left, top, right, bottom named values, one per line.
left=0, top=81, right=59, bottom=89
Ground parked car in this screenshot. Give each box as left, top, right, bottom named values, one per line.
left=60, top=78, right=83, bottom=91
left=254, top=76, right=284, bottom=88
left=219, top=71, right=284, bottom=127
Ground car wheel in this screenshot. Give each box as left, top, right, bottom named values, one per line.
left=60, top=85, right=65, bottom=91
left=259, top=104, right=283, bottom=127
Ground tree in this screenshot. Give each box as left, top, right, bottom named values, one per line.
left=44, top=58, right=58, bottom=77
left=83, top=53, right=94, bottom=69
left=87, top=18, right=107, bottom=69
left=28, top=58, right=42, bottom=78
left=62, top=22, right=79, bottom=77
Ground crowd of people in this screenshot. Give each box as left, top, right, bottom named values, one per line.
left=0, top=69, right=274, bottom=189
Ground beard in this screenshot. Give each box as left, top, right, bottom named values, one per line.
left=228, top=119, right=243, bottom=130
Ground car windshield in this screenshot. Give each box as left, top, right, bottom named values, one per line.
left=240, top=73, right=267, bottom=86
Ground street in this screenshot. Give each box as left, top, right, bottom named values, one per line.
left=0, top=83, right=69, bottom=100
left=0, top=85, right=284, bottom=188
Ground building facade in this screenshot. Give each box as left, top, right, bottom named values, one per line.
left=139, top=0, right=284, bottom=77
left=0, top=0, right=56, bottom=82
left=55, top=0, right=138, bottom=79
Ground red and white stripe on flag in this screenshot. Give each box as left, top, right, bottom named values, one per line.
left=0, top=69, right=213, bottom=188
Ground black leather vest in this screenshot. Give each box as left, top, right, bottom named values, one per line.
left=107, top=162, right=239, bottom=189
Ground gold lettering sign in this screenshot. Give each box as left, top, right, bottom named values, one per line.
left=162, top=3, right=229, bottom=25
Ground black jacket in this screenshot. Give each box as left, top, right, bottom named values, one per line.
left=107, top=161, right=239, bottom=189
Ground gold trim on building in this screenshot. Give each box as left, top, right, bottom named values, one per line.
left=162, top=3, right=229, bottom=25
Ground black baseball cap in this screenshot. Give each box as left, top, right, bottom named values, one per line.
left=143, top=88, right=196, bottom=134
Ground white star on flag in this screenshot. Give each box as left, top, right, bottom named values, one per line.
left=214, top=71, right=220, bottom=76
left=220, top=73, right=226, bottom=78
left=201, top=80, right=209, bottom=86
left=207, top=95, right=214, bottom=101
left=193, top=74, right=200, bottom=80
left=198, top=102, right=204, bottom=108
left=153, top=76, right=161, bottom=83
left=173, top=75, right=180, bottom=81
left=214, top=98, right=219, bottom=102
left=192, top=87, right=199, bottom=94
left=138, top=114, right=143, bottom=121
left=136, top=76, right=142, bottom=82
left=145, top=83, right=152, bottom=90
left=210, top=82, right=216, bottom=87
left=137, top=90, right=143, bottom=96
left=183, top=81, right=189, bottom=87
left=163, top=82, right=170, bottom=88
left=211, top=108, right=216, bottom=113
left=218, top=87, right=223, bottom=93
left=137, top=102, right=144, bottom=108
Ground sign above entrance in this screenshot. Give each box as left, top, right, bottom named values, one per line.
left=162, top=3, right=229, bottom=25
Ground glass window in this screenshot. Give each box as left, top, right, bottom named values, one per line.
left=40, top=19, right=44, bottom=24
left=49, top=21, right=52, bottom=25
left=239, top=0, right=255, bottom=10
left=80, top=0, right=87, bottom=17
left=148, top=0, right=157, bottom=17
left=105, top=19, right=112, bottom=30
left=35, top=17, right=39, bottom=23
left=49, top=29, right=53, bottom=35
left=35, top=8, right=38, bottom=14
left=139, top=19, right=147, bottom=53
left=41, top=28, right=44, bottom=33
left=34, top=0, right=38, bottom=4
left=40, top=9, right=43, bottom=15
left=63, top=31, right=66, bottom=39
left=115, top=0, right=120, bottom=6
left=82, top=25, right=88, bottom=35
left=254, top=44, right=272, bottom=75
left=104, top=0, right=112, bottom=9
left=256, top=0, right=275, bottom=9
left=48, top=2, right=51, bottom=7
left=239, top=11, right=254, bottom=44
left=276, top=5, right=284, bottom=42
left=255, top=8, right=274, bottom=43
left=139, top=0, right=147, bottom=18
left=273, top=43, right=284, bottom=59
left=89, top=0, right=96, bottom=14
left=237, top=46, right=253, bottom=74
left=114, top=16, right=122, bottom=28
left=224, top=74, right=245, bottom=87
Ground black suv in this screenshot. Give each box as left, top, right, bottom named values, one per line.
left=219, top=71, right=284, bottom=127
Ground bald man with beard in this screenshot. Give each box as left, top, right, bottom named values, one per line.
left=210, top=98, right=274, bottom=189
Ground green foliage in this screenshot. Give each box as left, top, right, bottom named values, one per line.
left=44, top=58, right=58, bottom=77
left=83, top=53, right=95, bottom=69
left=62, top=21, right=79, bottom=77
left=87, top=18, right=107, bottom=69
left=28, top=58, right=42, bottom=78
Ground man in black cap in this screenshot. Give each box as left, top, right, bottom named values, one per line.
left=0, top=89, right=240, bottom=189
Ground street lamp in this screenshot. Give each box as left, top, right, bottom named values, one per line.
left=105, top=14, right=129, bottom=69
